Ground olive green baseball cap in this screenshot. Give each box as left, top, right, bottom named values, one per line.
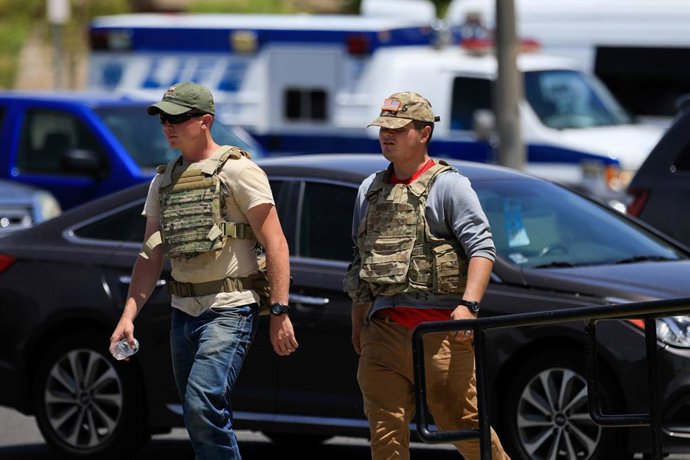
left=367, top=91, right=440, bottom=129
left=146, top=81, right=215, bottom=116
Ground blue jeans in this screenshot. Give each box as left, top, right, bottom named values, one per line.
left=170, top=304, right=259, bottom=460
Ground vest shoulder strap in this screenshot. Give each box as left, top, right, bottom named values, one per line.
left=201, top=146, right=249, bottom=176
left=364, top=166, right=392, bottom=200
left=407, top=161, right=454, bottom=197
left=158, top=156, right=184, bottom=189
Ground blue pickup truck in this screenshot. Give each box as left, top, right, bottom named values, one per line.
left=0, top=91, right=266, bottom=210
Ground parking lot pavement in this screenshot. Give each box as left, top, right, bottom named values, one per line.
left=2, top=407, right=689, bottom=459
left=0, top=407, right=455, bottom=460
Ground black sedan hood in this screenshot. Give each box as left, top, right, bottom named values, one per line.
left=520, top=260, right=690, bottom=302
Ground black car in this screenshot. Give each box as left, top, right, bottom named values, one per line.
left=1, top=154, right=690, bottom=460
left=627, top=96, right=690, bottom=247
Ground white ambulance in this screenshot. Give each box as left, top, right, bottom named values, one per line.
left=444, top=0, right=690, bottom=120
left=87, top=12, right=664, bottom=205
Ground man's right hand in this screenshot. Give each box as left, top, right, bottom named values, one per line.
left=109, top=317, right=135, bottom=359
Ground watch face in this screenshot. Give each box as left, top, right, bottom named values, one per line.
left=270, top=303, right=288, bottom=315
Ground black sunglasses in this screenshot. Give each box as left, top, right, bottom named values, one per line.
left=159, top=112, right=206, bottom=125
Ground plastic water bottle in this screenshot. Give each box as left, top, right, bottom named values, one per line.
left=111, top=338, right=139, bottom=360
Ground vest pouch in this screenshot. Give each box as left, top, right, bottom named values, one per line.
left=359, top=236, right=415, bottom=284
left=407, top=245, right=432, bottom=289
left=431, top=243, right=466, bottom=294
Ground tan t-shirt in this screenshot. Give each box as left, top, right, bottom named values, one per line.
left=143, top=148, right=274, bottom=316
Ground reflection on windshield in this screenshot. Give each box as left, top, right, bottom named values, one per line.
left=475, top=179, right=682, bottom=268
left=94, top=106, right=265, bottom=170
left=524, top=70, right=631, bottom=129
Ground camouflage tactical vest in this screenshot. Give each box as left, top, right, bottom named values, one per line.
left=156, top=146, right=255, bottom=259
left=356, top=161, right=468, bottom=297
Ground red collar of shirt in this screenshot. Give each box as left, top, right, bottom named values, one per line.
left=389, top=159, right=435, bottom=184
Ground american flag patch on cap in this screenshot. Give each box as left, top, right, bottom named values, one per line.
left=381, top=98, right=401, bottom=112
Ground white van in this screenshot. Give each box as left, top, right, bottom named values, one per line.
left=444, top=0, right=690, bottom=119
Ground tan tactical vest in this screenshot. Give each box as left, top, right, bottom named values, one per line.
left=157, top=146, right=254, bottom=259
left=356, top=161, right=468, bottom=297
left=139, top=147, right=270, bottom=303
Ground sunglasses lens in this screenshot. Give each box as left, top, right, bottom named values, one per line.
left=160, top=114, right=184, bottom=125
left=159, top=112, right=205, bottom=125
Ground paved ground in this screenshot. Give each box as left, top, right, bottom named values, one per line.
left=0, top=407, right=456, bottom=460
left=3, top=406, right=690, bottom=459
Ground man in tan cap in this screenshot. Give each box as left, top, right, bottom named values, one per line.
left=344, top=91, right=510, bottom=459
left=110, top=81, right=298, bottom=460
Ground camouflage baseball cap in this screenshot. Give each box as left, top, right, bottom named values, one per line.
left=146, top=81, right=215, bottom=116
left=367, top=91, right=440, bottom=129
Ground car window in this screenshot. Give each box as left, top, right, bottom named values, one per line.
left=450, top=77, right=492, bottom=131
left=95, top=106, right=266, bottom=171
left=269, top=179, right=298, bottom=254
left=476, top=179, right=684, bottom=268
left=297, top=181, right=356, bottom=262
left=73, top=201, right=146, bottom=243
left=524, top=70, right=630, bottom=129
left=16, top=109, right=108, bottom=175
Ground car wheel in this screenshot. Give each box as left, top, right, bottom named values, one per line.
left=33, top=332, right=150, bottom=460
left=502, top=349, right=629, bottom=460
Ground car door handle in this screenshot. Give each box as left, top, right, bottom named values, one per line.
left=119, top=276, right=167, bottom=288
left=288, top=293, right=329, bottom=306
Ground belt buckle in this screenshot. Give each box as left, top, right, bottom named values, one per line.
left=223, top=277, right=240, bottom=292
left=180, top=282, right=194, bottom=297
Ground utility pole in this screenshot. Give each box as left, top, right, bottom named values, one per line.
left=47, top=0, right=70, bottom=90
left=495, top=0, right=525, bottom=170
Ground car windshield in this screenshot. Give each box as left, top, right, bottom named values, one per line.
left=524, top=70, right=631, bottom=129
left=474, top=178, right=684, bottom=268
left=94, top=106, right=266, bottom=171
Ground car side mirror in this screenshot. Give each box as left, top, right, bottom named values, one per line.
left=60, top=149, right=105, bottom=178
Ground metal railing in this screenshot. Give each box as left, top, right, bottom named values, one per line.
left=411, top=297, right=690, bottom=460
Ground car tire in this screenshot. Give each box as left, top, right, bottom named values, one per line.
left=33, top=332, right=150, bottom=460
left=501, top=348, right=630, bottom=460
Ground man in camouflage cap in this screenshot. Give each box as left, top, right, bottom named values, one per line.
left=367, top=91, right=440, bottom=129
left=345, top=91, right=510, bottom=459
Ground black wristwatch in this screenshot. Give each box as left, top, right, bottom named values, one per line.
left=270, top=302, right=290, bottom=316
left=459, top=299, right=480, bottom=314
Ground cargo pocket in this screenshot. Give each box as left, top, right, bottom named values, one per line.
left=408, top=245, right=432, bottom=289
left=432, top=243, right=466, bottom=294
left=360, top=236, right=415, bottom=284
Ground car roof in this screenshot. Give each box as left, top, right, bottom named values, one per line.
left=256, top=153, right=536, bottom=183
left=0, top=153, right=540, bottom=243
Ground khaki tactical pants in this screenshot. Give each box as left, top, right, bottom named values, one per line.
left=357, top=313, right=510, bottom=460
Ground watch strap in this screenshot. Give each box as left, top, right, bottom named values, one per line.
left=459, top=299, right=480, bottom=313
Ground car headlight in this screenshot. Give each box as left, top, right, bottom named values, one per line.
left=657, top=316, right=690, bottom=348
